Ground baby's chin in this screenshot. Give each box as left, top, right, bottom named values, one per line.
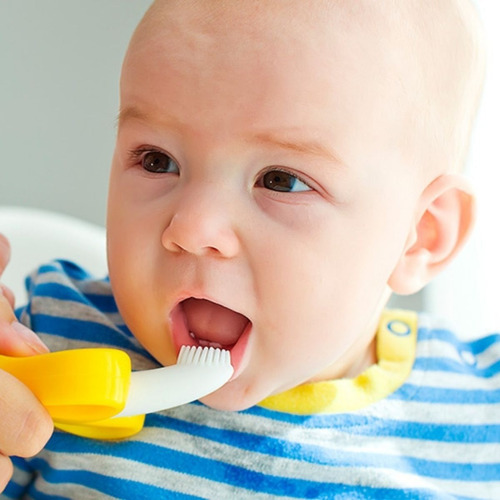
left=198, top=379, right=270, bottom=412
left=199, top=396, right=253, bottom=412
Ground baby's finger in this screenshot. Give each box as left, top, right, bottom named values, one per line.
left=0, top=370, right=53, bottom=458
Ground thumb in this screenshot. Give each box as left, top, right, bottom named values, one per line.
left=0, top=293, right=49, bottom=356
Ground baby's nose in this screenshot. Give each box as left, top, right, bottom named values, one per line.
left=161, top=191, right=241, bottom=258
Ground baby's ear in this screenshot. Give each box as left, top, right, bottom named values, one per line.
left=388, top=174, right=475, bottom=295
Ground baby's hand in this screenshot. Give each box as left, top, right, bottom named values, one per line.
left=0, top=234, right=53, bottom=492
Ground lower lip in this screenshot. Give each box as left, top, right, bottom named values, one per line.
left=170, top=306, right=252, bottom=378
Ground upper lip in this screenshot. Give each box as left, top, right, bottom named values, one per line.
left=171, top=290, right=250, bottom=322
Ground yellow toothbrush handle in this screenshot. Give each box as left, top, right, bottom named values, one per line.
left=0, top=289, right=145, bottom=439
left=0, top=348, right=131, bottom=423
left=54, top=414, right=146, bottom=440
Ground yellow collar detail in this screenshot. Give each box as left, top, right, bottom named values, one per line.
left=259, top=309, right=418, bottom=414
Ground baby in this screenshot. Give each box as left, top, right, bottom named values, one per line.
left=1, top=1, right=497, bottom=498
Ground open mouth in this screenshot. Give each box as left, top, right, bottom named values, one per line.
left=170, top=298, right=252, bottom=374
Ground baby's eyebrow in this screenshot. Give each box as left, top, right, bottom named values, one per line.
left=116, top=106, right=183, bottom=130
left=252, top=132, right=345, bottom=167
left=117, top=107, right=345, bottom=168
left=117, top=106, right=144, bottom=127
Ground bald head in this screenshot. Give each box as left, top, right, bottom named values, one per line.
left=126, top=0, right=485, bottom=178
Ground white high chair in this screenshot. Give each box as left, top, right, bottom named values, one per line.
left=0, top=206, right=107, bottom=304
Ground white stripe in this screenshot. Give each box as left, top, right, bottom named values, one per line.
left=31, top=296, right=113, bottom=323
left=33, top=270, right=79, bottom=286
left=79, top=280, right=113, bottom=295
left=367, top=398, right=500, bottom=425
left=286, top=429, right=498, bottom=464
left=417, top=339, right=468, bottom=364
left=411, top=368, right=500, bottom=390
left=428, top=479, right=500, bottom=500
left=33, top=474, right=117, bottom=500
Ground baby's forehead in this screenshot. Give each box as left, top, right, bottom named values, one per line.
left=134, top=2, right=455, bottom=110
left=136, top=1, right=465, bottom=73
left=141, top=1, right=395, bottom=39
left=143, top=1, right=450, bottom=35
left=131, top=0, right=482, bottom=177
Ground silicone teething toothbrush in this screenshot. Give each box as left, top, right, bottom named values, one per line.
left=0, top=336, right=233, bottom=439
left=0, top=288, right=233, bottom=438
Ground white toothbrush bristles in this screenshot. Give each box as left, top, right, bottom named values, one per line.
left=177, top=345, right=232, bottom=366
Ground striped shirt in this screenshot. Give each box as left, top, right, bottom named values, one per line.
left=2, top=260, right=499, bottom=499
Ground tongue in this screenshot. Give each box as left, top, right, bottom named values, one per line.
left=181, top=298, right=249, bottom=347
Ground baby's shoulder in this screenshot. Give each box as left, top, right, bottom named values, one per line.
left=24, top=258, right=112, bottom=309
left=416, top=312, right=500, bottom=382
left=18, top=259, right=140, bottom=354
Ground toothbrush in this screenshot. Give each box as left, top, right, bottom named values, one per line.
left=115, top=345, right=233, bottom=417
left=0, top=345, right=233, bottom=439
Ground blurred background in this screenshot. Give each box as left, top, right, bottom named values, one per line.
left=0, top=1, right=499, bottom=336
left=0, top=0, right=151, bottom=226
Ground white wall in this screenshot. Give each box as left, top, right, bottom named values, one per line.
left=0, top=0, right=152, bottom=226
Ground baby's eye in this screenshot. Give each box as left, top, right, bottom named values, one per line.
left=142, top=151, right=180, bottom=174
left=258, top=169, right=312, bottom=192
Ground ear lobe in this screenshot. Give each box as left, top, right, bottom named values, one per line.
left=388, top=175, right=476, bottom=295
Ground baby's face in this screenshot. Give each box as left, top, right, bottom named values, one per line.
left=107, top=0, right=424, bottom=410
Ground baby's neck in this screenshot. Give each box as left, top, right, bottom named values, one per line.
left=308, top=330, right=378, bottom=384
left=340, top=336, right=378, bottom=379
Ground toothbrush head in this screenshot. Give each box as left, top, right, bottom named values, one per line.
left=177, top=345, right=232, bottom=367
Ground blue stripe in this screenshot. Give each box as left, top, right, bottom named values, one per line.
left=84, top=293, right=119, bottom=313
left=418, top=328, right=500, bottom=355
left=469, top=334, right=500, bottom=354
left=257, top=405, right=500, bottom=444
left=35, top=259, right=108, bottom=283
left=41, top=430, right=483, bottom=499
left=351, top=419, right=499, bottom=444
left=1, top=481, right=27, bottom=499
left=26, top=457, right=200, bottom=500
left=10, top=457, right=32, bottom=473
left=37, top=260, right=94, bottom=281
left=30, top=313, right=148, bottom=355
left=32, top=282, right=94, bottom=305
left=390, top=384, right=500, bottom=404
left=413, top=357, right=500, bottom=378
left=244, top=405, right=500, bottom=442
left=3, top=458, right=33, bottom=498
